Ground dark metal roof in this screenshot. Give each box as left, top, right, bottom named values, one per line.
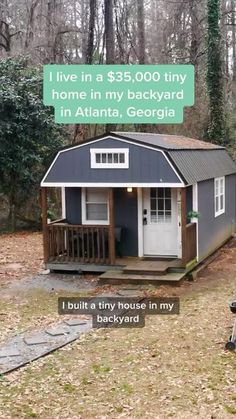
left=112, top=132, right=236, bottom=184
left=168, top=149, right=236, bottom=184
left=113, top=131, right=224, bottom=150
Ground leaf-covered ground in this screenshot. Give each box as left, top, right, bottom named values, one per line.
left=0, top=232, right=44, bottom=285
left=0, top=232, right=236, bottom=418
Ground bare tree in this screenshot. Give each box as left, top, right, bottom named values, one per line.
left=104, top=0, right=115, bottom=63
left=86, top=0, right=96, bottom=64
left=137, top=0, right=145, bottom=63
left=232, top=0, right=236, bottom=81
left=25, top=0, right=40, bottom=50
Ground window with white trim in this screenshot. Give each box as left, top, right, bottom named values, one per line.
left=82, top=188, right=108, bottom=224
left=214, top=177, right=225, bottom=217
left=90, top=148, right=129, bottom=168
left=150, top=188, right=172, bottom=223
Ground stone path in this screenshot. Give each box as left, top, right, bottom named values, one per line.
left=0, top=317, right=92, bottom=375
left=0, top=287, right=142, bottom=375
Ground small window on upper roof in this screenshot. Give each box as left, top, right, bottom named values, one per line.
left=214, top=177, right=225, bottom=217
left=90, top=148, right=129, bottom=169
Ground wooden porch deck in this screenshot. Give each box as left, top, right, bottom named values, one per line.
left=46, top=257, right=182, bottom=273
left=46, top=257, right=188, bottom=284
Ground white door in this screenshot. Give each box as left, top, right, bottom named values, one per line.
left=143, top=188, right=179, bottom=256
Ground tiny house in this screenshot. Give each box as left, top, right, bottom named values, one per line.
left=40, top=132, right=236, bottom=274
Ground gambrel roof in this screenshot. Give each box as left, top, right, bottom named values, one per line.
left=113, top=132, right=236, bottom=184
left=41, top=132, right=236, bottom=186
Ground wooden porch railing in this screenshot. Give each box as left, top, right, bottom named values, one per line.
left=185, top=222, right=197, bottom=263
left=46, top=223, right=110, bottom=264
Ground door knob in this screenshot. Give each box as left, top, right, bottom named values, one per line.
left=143, top=217, right=147, bottom=225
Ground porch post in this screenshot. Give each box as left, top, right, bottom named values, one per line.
left=41, top=187, right=49, bottom=264
left=181, top=188, right=187, bottom=267
left=108, top=188, right=116, bottom=265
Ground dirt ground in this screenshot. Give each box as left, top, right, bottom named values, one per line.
left=0, top=232, right=44, bottom=285
left=0, top=232, right=236, bottom=418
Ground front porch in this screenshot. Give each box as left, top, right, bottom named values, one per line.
left=41, top=187, right=197, bottom=278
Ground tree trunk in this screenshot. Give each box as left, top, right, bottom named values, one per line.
left=8, top=193, right=16, bottom=232
left=206, top=0, right=226, bottom=145
left=189, top=0, right=199, bottom=67
left=46, top=0, right=54, bottom=62
left=0, top=20, right=11, bottom=52
left=136, top=0, right=146, bottom=132
left=24, top=0, right=40, bottom=50
left=137, top=0, right=145, bottom=64
left=73, top=0, right=93, bottom=144
left=221, top=0, right=229, bottom=76
left=104, top=0, right=115, bottom=132
left=232, top=0, right=236, bottom=81
left=81, top=0, right=89, bottom=62
left=86, top=0, right=96, bottom=64
left=104, top=0, right=115, bottom=64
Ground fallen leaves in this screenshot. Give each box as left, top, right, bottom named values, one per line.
left=0, top=232, right=43, bottom=285
left=0, top=233, right=236, bottom=417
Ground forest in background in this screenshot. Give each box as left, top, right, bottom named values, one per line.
left=0, top=0, right=235, bottom=230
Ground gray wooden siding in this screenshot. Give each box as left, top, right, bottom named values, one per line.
left=44, top=137, right=181, bottom=184
left=114, top=188, right=138, bottom=257
left=65, top=188, right=82, bottom=224
left=198, top=175, right=236, bottom=261
left=65, top=186, right=138, bottom=257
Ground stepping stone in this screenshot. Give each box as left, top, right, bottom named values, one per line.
left=64, top=319, right=87, bottom=327
left=0, top=348, right=21, bottom=358
left=122, top=285, right=144, bottom=290
left=45, top=326, right=70, bottom=336
left=0, top=319, right=93, bottom=374
left=117, top=290, right=140, bottom=297
left=24, top=336, right=50, bottom=346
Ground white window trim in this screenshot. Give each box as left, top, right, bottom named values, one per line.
left=214, top=176, right=225, bottom=217
left=81, top=188, right=109, bottom=225
left=90, top=148, right=129, bottom=169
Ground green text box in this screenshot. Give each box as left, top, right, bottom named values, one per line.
left=43, top=65, right=195, bottom=124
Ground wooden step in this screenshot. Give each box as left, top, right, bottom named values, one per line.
left=122, top=260, right=171, bottom=276
left=99, top=270, right=185, bottom=286
left=123, top=267, right=167, bottom=276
